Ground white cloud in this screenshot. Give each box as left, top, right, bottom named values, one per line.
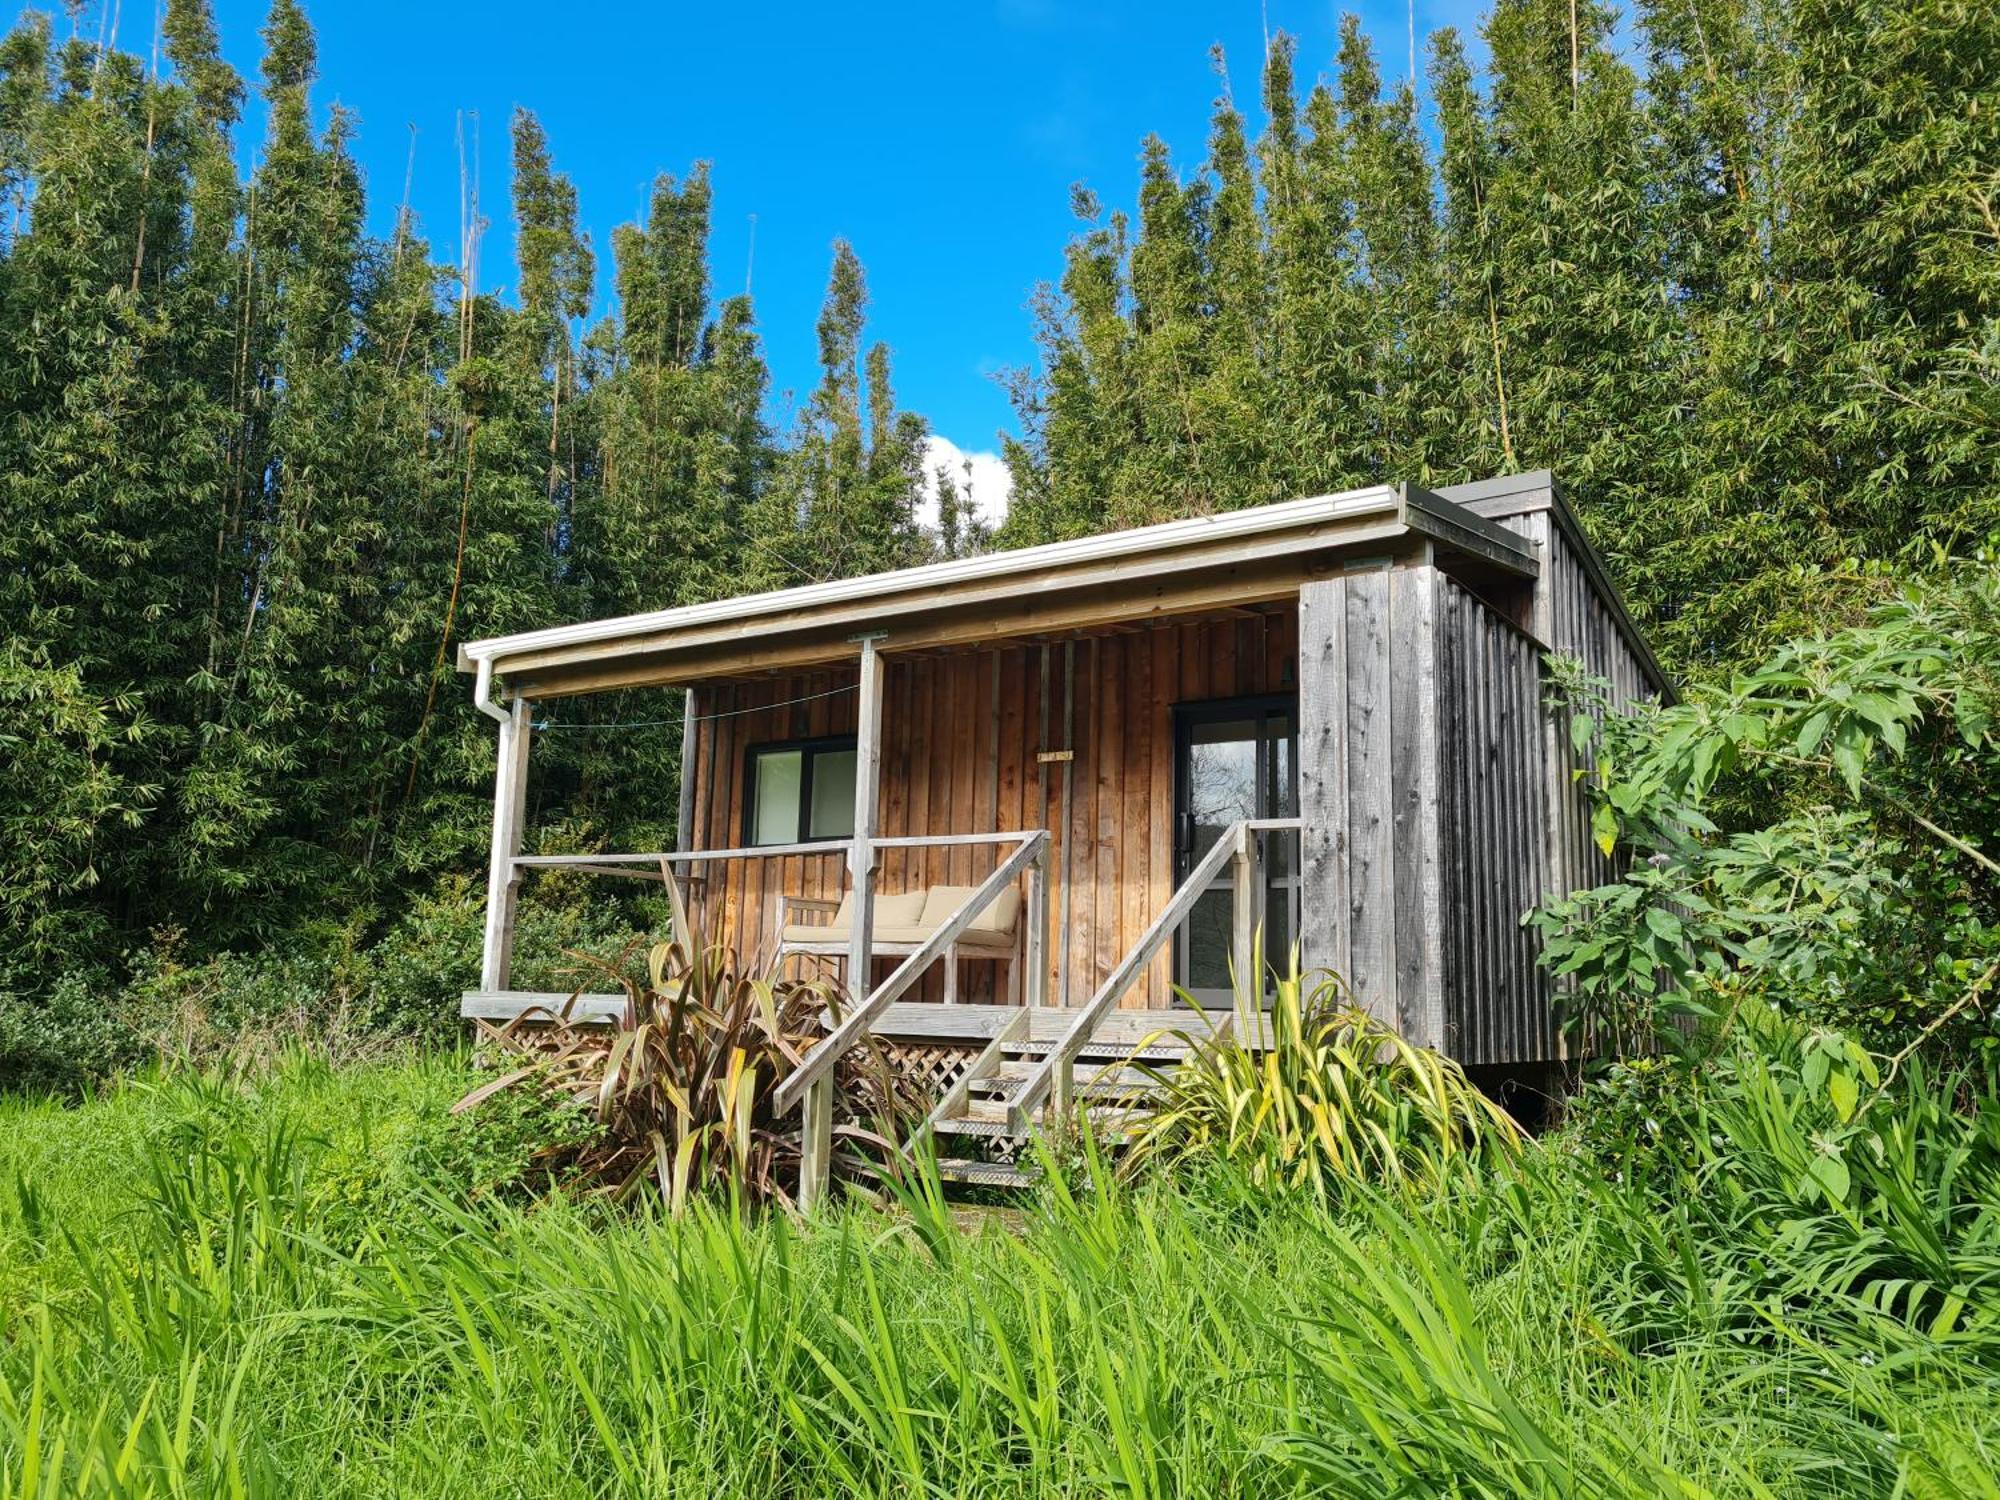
left=918, top=434, right=1012, bottom=535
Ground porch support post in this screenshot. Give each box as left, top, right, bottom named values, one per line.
left=800, top=633, right=884, bottom=1212
left=1231, top=822, right=1259, bottom=1015
left=675, top=686, right=699, bottom=854
left=479, top=695, right=533, bottom=993
left=845, top=634, right=886, bottom=1005
left=1024, top=844, right=1048, bottom=1008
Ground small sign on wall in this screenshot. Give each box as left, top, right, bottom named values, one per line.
left=1037, top=749, right=1074, bottom=764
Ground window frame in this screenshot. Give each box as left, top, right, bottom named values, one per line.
left=741, top=734, right=860, bottom=847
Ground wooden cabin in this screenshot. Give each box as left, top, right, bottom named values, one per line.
left=458, top=471, right=1668, bottom=1197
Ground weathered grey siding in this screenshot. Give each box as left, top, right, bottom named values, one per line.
left=1449, top=476, right=1666, bottom=915
left=1299, top=560, right=1444, bottom=1047
left=1434, top=472, right=1672, bottom=1064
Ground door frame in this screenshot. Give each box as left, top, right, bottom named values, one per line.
left=1170, top=693, right=1300, bottom=1004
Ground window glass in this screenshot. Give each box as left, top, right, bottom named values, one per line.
left=751, top=750, right=803, bottom=846
left=809, top=748, right=857, bottom=838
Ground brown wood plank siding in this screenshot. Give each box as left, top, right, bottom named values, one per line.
left=682, top=612, right=1298, bottom=1010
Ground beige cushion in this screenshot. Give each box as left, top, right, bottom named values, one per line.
left=781, top=922, right=1017, bottom=951
left=918, top=884, right=1021, bottom=937
left=782, top=890, right=924, bottom=947
left=828, top=890, right=926, bottom=928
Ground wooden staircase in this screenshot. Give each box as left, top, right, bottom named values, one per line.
left=861, top=1002, right=1220, bottom=1188
left=778, top=819, right=1295, bottom=1203
left=928, top=1036, right=1191, bottom=1185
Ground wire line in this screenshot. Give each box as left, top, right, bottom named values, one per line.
left=533, top=681, right=858, bottom=732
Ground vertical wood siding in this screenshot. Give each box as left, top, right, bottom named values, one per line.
left=1497, top=510, right=1657, bottom=908
left=1297, top=563, right=1446, bottom=1048
left=685, top=612, right=1298, bottom=1008
left=1435, top=577, right=1551, bottom=1065
left=1430, top=509, right=1663, bottom=1066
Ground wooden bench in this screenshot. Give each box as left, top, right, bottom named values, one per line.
left=776, top=884, right=1024, bottom=1004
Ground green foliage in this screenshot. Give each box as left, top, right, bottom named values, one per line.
left=1005, top=1, right=1999, bottom=677
left=1565, top=1004, right=2000, bottom=1361
left=0, top=1052, right=1996, bottom=1494
left=746, top=240, right=930, bottom=586
left=1536, top=559, right=2000, bottom=1060
left=0, top=4, right=934, bottom=1044
left=456, top=933, right=909, bottom=1211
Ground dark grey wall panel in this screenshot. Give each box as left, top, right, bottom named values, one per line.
left=1435, top=578, right=1550, bottom=1065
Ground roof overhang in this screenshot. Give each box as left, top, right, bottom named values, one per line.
left=1435, top=470, right=1675, bottom=701
left=460, top=482, right=1538, bottom=698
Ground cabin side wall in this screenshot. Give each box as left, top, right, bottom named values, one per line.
left=1435, top=578, right=1552, bottom=1066
left=1497, top=508, right=1656, bottom=912
left=1433, top=501, right=1665, bottom=1067
left=684, top=613, right=1299, bottom=1008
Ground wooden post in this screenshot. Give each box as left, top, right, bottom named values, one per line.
left=1231, top=822, right=1258, bottom=1012
left=1025, top=844, right=1048, bottom=1008
left=800, top=633, right=884, bottom=1213
left=675, top=686, right=699, bottom=854
left=479, top=695, right=533, bottom=993
left=798, top=1081, right=833, bottom=1213
left=847, top=635, right=886, bottom=1005
left=1224, top=824, right=1256, bottom=1024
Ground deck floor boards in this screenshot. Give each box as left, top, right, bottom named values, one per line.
left=461, top=992, right=1255, bottom=1044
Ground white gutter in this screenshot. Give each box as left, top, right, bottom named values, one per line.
left=472, top=654, right=509, bottom=724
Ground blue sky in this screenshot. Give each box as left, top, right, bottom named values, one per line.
left=39, top=1, right=1486, bottom=514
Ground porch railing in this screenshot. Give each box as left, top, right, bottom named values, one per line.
left=1007, top=817, right=1302, bottom=1131
left=492, top=827, right=1053, bottom=1207
left=500, top=828, right=1050, bottom=989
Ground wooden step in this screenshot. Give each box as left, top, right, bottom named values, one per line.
left=935, top=1099, right=1151, bottom=1139
left=934, top=1157, right=1038, bottom=1188
left=996, top=1048, right=1192, bottom=1072
left=966, top=1068, right=1159, bottom=1103
left=934, top=1108, right=1017, bottom=1138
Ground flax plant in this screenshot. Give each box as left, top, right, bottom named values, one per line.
left=1125, top=959, right=1521, bottom=1194
left=455, top=934, right=913, bottom=1211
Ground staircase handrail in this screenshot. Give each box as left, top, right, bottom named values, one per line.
left=1009, top=816, right=1301, bottom=1129
left=774, top=829, right=1049, bottom=1114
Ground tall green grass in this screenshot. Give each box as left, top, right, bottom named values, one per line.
left=0, top=1050, right=1993, bottom=1496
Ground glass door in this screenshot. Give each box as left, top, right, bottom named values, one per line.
left=1173, top=696, right=1299, bottom=1006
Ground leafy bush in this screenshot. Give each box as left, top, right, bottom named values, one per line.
left=0, top=967, right=141, bottom=1094
left=1559, top=1053, right=1698, bottom=1189
left=1125, top=962, right=1521, bottom=1195
left=1536, top=558, right=2000, bottom=1064
left=0, top=873, right=663, bottom=1093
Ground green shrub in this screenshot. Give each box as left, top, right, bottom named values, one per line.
left=1560, top=1052, right=1700, bottom=1190
left=0, top=874, right=666, bottom=1093
left=0, top=967, right=141, bottom=1094
left=455, top=932, right=914, bottom=1211
left=1537, top=560, right=2000, bottom=1066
